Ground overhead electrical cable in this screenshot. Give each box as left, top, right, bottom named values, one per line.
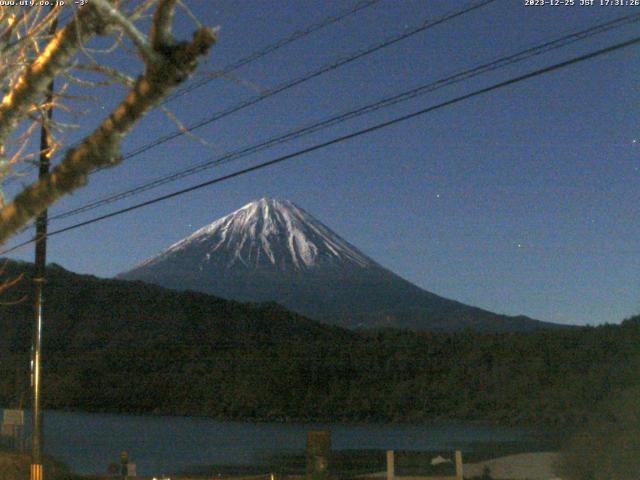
left=1, top=0, right=380, bottom=184
left=2, top=34, right=638, bottom=256
left=98, top=0, right=498, bottom=168
left=46, top=12, right=640, bottom=222
left=4, top=0, right=496, bottom=188
left=165, top=0, right=382, bottom=103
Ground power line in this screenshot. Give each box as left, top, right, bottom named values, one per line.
left=4, top=0, right=495, bottom=189
left=99, top=0, right=498, bottom=168
left=46, top=0, right=499, bottom=214
left=47, top=12, right=640, bottom=222
left=165, top=0, right=382, bottom=103
left=5, top=0, right=501, bottom=241
left=2, top=0, right=380, bottom=184
left=2, top=34, right=638, bottom=256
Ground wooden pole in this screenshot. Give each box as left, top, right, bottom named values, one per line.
left=31, top=10, right=56, bottom=479
left=454, top=450, right=463, bottom=480
left=386, top=450, right=395, bottom=480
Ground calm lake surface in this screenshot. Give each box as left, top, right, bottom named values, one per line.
left=29, top=410, right=531, bottom=475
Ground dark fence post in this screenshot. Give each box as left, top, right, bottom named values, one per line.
left=306, top=430, right=331, bottom=480
left=120, top=450, right=129, bottom=480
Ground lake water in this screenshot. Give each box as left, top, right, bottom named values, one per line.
left=22, top=410, right=530, bottom=475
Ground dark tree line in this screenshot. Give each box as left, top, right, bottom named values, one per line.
left=0, top=260, right=638, bottom=427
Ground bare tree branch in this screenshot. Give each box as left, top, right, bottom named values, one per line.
left=128, top=0, right=158, bottom=22
left=151, top=0, right=178, bottom=49
left=0, top=18, right=216, bottom=244
left=92, top=0, right=161, bottom=64
left=0, top=6, right=101, bottom=149
left=1, top=6, right=61, bottom=58
left=0, top=259, right=25, bottom=305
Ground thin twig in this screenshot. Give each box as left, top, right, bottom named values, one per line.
left=92, top=0, right=160, bottom=64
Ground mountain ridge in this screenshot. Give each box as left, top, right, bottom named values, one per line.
left=120, top=197, right=560, bottom=333
left=131, top=198, right=374, bottom=272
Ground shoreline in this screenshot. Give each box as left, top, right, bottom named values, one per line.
left=26, top=406, right=571, bottom=431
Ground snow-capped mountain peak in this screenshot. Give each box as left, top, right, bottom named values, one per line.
left=136, top=197, right=374, bottom=271
left=120, top=198, right=553, bottom=332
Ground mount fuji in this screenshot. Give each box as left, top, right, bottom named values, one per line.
left=119, top=198, right=556, bottom=332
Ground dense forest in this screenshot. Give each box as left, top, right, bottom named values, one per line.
left=0, top=259, right=638, bottom=427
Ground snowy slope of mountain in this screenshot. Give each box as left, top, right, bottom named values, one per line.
left=120, top=198, right=558, bottom=332
left=137, top=198, right=373, bottom=272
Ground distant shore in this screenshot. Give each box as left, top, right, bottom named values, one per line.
left=32, top=404, right=572, bottom=431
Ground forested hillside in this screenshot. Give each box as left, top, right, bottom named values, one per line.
left=0, top=260, right=638, bottom=426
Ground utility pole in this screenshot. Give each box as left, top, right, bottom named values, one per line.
left=31, top=10, right=57, bottom=480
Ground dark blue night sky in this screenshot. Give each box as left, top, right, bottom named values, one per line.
left=4, top=0, right=639, bottom=326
